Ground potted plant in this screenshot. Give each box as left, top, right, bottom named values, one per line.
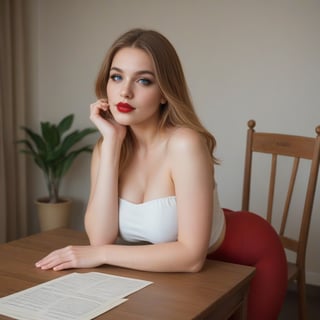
left=17, top=114, right=97, bottom=231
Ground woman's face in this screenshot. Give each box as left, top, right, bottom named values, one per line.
left=106, top=47, right=166, bottom=127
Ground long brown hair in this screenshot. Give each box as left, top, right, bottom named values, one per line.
left=95, top=28, right=218, bottom=171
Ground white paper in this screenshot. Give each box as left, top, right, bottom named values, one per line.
left=0, top=272, right=152, bottom=320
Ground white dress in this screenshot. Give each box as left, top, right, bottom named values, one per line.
left=118, top=187, right=225, bottom=248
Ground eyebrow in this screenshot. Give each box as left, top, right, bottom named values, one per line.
left=110, top=67, right=155, bottom=77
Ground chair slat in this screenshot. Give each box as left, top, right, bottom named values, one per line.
left=280, top=157, right=300, bottom=236
left=267, top=154, right=277, bottom=223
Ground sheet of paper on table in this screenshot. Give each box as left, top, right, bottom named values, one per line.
left=0, top=272, right=152, bottom=320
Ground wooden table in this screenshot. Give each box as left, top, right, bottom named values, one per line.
left=0, top=228, right=255, bottom=320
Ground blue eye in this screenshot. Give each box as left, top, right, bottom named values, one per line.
left=138, top=78, right=152, bottom=86
left=110, top=74, right=122, bottom=82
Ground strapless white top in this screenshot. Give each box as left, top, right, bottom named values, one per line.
left=119, top=188, right=225, bottom=248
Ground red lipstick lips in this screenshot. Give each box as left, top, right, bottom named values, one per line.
left=116, top=102, right=135, bottom=113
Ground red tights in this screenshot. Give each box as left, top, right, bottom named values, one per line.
left=207, top=209, right=288, bottom=320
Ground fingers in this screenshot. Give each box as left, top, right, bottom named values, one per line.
left=35, top=245, right=102, bottom=271
left=53, top=262, right=72, bottom=271
left=89, top=99, right=117, bottom=136
left=90, top=99, right=109, bottom=120
left=89, top=99, right=127, bottom=142
left=35, top=246, right=76, bottom=271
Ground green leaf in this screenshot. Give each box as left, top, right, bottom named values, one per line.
left=41, top=122, right=60, bottom=150
left=16, top=139, right=37, bottom=155
left=20, top=127, right=46, bottom=153
left=57, top=114, right=74, bottom=135
left=34, top=155, right=49, bottom=174
left=57, top=146, right=93, bottom=178
left=53, top=128, right=97, bottom=160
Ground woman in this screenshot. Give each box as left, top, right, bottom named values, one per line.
left=36, top=29, right=287, bottom=320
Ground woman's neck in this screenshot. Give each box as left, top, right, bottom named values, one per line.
left=132, top=125, right=166, bottom=150
left=129, top=113, right=168, bottom=150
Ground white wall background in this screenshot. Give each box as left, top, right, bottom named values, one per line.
left=24, top=0, right=320, bottom=284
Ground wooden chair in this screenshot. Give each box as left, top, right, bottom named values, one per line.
left=241, top=119, right=320, bottom=320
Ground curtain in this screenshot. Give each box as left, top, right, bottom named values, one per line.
left=0, top=0, right=27, bottom=242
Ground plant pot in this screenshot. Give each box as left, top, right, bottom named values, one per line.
left=35, top=198, right=72, bottom=231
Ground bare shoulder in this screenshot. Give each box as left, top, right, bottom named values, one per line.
left=166, top=127, right=213, bottom=190
left=167, top=127, right=207, bottom=154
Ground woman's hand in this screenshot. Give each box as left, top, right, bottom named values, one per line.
left=35, top=245, right=105, bottom=271
left=90, top=99, right=127, bottom=143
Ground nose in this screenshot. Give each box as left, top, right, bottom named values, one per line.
left=120, top=81, right=133, bottom=99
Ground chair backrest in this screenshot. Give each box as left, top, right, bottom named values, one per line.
left=242, top=120, right=320, bottom=269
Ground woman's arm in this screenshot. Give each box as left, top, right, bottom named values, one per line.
left=36, top=129, right=214, bottom=272
left=84, top=141, right=121, bottom=245
left=84, top=100, right=126, bottom=245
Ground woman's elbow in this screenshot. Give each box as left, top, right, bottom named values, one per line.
left=188, top=260, right=205, bottom=273
left=184, top=254, right=206, bottom=273
left=84, top=221, right=118, bottom=246
left=85, top=226, right=118, bottom=246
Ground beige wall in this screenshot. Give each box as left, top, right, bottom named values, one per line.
left=25, top=0, right=320, bottom=284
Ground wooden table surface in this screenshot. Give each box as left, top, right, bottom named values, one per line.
left=0, top=228, right=255, bottom=320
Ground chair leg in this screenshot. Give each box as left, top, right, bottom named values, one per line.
left=297, top=271, right=307, bottom=320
